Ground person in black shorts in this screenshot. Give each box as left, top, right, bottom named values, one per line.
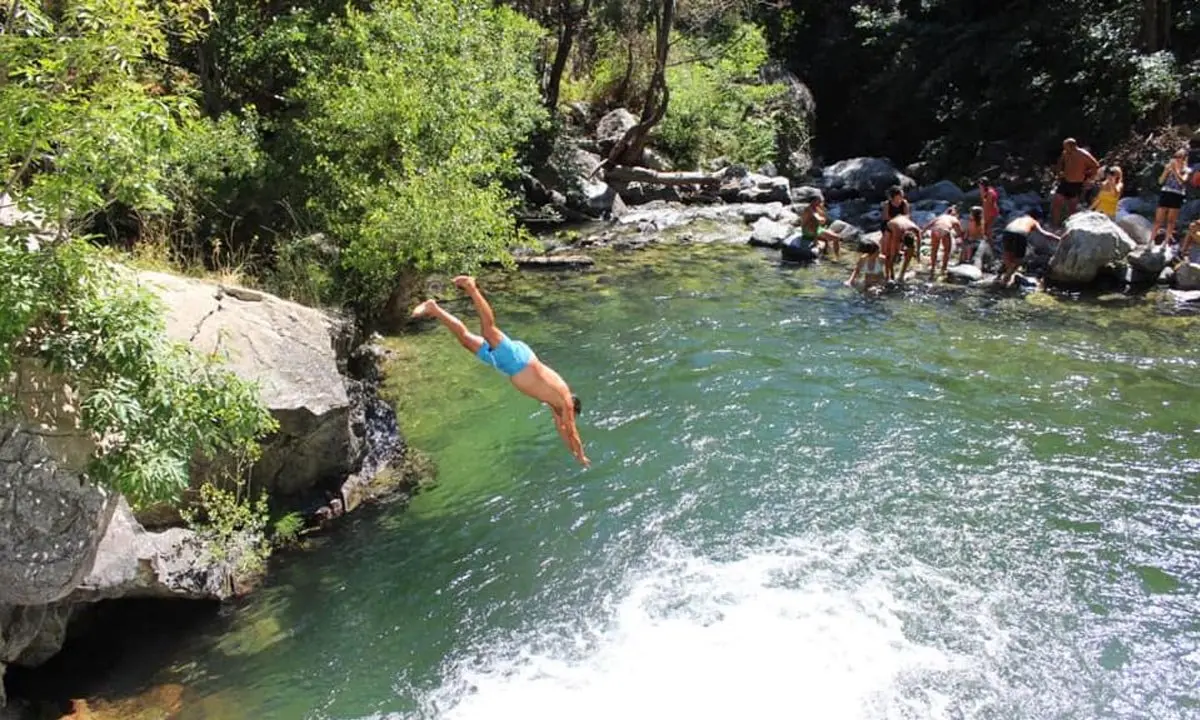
left=1051, top=138, right=1100, bottom=228
left=999, top=208, right=1061, bottom=288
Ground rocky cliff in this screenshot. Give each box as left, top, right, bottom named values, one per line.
left=0, top=272, right=398, bottom=705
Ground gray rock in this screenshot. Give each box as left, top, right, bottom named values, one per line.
left=137, top=272, right=359, bottom=499
left=790, top=186, right=824, bottom=204
left=826, top=220, right=862, bottom=244
left=1158, top=266, right=1175, bottom=285
left=1, top=602, right=74, bottom=677
left=619, top=182, right=681, bottom=206
left=748, top=218, right=793, bottom=248
left=1174, top=262, right=1200, bottom=290
left=640, top=148, right=673, bottom=172
left=595, top=108, right=638, bottom=152
left=758, top=162, right=778, bottom=177
left=726, top=174, right=791, bottom=204
left=946, top=263, right=984, bottom=282
left=910, top=180, right=965, bottom=204
left=71, top=498, right=244, bottom=603
left=1181, top=199, right=1200, bottom=226
left=819, top=157, right=915, bottom=201
left=0, top=424, right=115, bottom=606
left=1048, top=212, right=1136, bottom=285
left=740, top=203, right=787, bottom=224
left=1118, top=195, right=1157, bottom=218
left=1127, top=245, right=1170, bottom=277
left=1116, top=213, right=1154, bottom=246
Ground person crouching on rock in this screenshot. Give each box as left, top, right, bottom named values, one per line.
left=885, top=213, right=923, bottom=282
left=845, top=237, right=886, bottom=293
left=800, top=197, right=843, bottom=260
left=1180, top=219, right=1200, bottom=263
left=962, top=206, right=986, bottom=265
left=998, top=208, right=1061, bottom=288
left=923, top=207, right=962, bottom=278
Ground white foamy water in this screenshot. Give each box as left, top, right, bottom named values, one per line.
left=409, top=535, right=1006, bottom=720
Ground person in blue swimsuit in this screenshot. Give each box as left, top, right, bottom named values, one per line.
left=411, top=276, right=589, bottom=467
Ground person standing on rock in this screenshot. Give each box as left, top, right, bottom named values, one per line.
left=879, top=186, right=910, bottom=277
left=978, top=177, right=1000, bottom=238
left=1151, top=148, right=1192, bottom=246
left=922, top=207, right=962, bottom=278
left=962, top=206, right=987, bottom=265
left=411, top=276, right=589, bottom=467
left=998, top=209, right=1061, bottom=288
left=1090, top=166, right=1123, bottom=219
left=1051, top=138, right=1101, bottom=228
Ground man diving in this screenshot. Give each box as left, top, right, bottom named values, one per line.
left=411, top=276, right=590, bottom=467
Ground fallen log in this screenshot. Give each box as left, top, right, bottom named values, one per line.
left=604, top=165, right=721, bottom=187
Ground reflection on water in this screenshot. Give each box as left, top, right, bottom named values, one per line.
left=55, top=245, right=1200, bottom=719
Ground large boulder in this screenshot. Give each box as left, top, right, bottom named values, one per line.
left=1181, top=199, right=1200, bottom=226
left=819, top=158, right=915, bottom=201
left=595, top=109, right=638, bottom=154
left=759, top=63, right=815, bottom=178
left=1048, top=212, right=1137, bottom=286
left=1118, top=195, right=1157, bottom=218
left=136, top=272, right=360, bottom=499
left=1116, top=212, right=1154, bottom=246
left=0, top=425, right=114, bottom=606
left=909, top=180, right=965, bottom=204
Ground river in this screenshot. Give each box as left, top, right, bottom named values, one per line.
left=57, top=244, right=1200, bottom=718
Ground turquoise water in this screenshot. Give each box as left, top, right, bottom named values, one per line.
left=94, top=246, right=1200, bottom=718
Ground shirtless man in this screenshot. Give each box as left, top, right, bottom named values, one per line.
left=922, top=207, right=962, bottom=278
left=885, top=213, right=923, bottom=282
left=1051, top=138, right=1101, bottom=228
left=998, top=209, right=1061, bottom=288
left=411, top=276, right=589, bottom=467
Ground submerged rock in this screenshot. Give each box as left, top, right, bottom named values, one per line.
left=1048, top=212, right=1136, bottom=286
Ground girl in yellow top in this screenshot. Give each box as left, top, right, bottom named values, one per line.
left=1090, top=165, right=1122, bottom=218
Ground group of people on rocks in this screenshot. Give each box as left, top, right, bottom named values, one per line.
left=820, top=137, right=1199, bottom=293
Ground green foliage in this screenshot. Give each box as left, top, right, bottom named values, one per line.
left=1, top=0, right=277, bottom=509
left=271, top=511, right=306, bottom=548
left=1130, top=51, right=1182, bottom=122
left=182, top=477, right=272, bottom=575
left=0, top=236, right=278, bottom=507
left=657, top=25, right=786, bottom=168
left=280, top=0, right=546, bottom=312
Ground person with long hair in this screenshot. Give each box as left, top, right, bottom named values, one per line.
left=1152, top=148, right=1192, bottom=246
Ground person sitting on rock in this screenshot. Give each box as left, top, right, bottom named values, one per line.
left=883, top=186, right=907, bottom=276
left=978, top=177, right=1000, bottom=238
left=922, top=207, right=962, bottom=278
left=1051, top=138, right=1101, bottom=228
left=799, top=197, right=843, bottom=260
left=1090, top=166, right=1123, bottom=218
left=844, top=237, right=886, bottom=292
left=886, top=213, right=923, bottom=282
left=962, top=206, right=986, bottom=265
left=411, top=276, right=589, bottom=467
left=998, top=208, right=1061, bottom=288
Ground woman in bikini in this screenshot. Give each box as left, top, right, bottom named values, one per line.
left=845, top=237, right=886, bottom=292
left=1090, top=166, right=1123, bottom=219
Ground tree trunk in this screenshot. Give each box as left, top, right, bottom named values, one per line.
left=604, top=165, right=720, bottom=186
left=603, top=0, right=675, bottom=170
left=543, top=0, right=592, bottom=112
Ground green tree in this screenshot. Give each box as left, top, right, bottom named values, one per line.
left=1, top=0, right=276, bottom=508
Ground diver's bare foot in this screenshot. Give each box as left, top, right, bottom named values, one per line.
left=411, top=299, right=438, bottom=318
left=453, top=275, right=476, bottom=291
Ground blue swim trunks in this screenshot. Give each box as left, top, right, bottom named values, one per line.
left=476, top=334, right=536, bottom=377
